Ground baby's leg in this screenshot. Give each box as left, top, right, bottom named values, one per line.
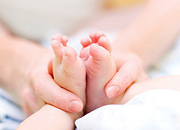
left=80, top=32, right=116, bottom=113
left=114, top=75, right=180, bottom=104
left=17, top=104, right=78, bottom=130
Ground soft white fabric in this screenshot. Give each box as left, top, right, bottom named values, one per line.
left=75, top=89, right=180, bottom=130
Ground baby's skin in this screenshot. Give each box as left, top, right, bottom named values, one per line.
left=17, top=32, right=180, bottom=130
left=51, top=34, right=86, bottom=113
left=80, top=32, right=116, bottom=113
left=52, top=32, right=117, bottom=113
left=17, top=34, right=90, bottom=130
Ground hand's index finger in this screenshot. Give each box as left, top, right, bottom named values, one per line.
left=33, top=74, right=83, bottom=113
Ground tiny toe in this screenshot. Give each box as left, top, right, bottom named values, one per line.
left=51, top=34, right=62, bottom=42
left=90, top=43, right=109, bottom=61
left=51, top=40, right=64, bottom=62
left=51, top=34, right=67, bottom=46
left=81, top=37, right=92, bottom=47
left=63, top=47, right=78, bottom=65
left=62, top=47, right=80, bottom=75
left=89, top=32, right=97, bottom=43
left=51, top=40, right=59, bottom=49
left=62, top=36, right=68, bottom=46
left=95, top=31, right=106, bottom=41
left=98, top=36, right=112, bottom=53
left=80, top=46, right=90, bottom=61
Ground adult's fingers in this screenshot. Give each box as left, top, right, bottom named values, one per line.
left=105, top=61, right=142, bottom=98
left=31, top=73, right=83, bottom=113
left=136, top=71, right=149, bottom=82
left=22, top=87, right=45, bottom=116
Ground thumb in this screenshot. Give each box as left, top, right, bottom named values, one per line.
left=105, top=61, right=142, bottom=98
left=32, top=74, right=84, bottom=113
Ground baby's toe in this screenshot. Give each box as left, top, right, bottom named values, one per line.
left=98, top=36, right=112, bottom=53
left=81, top=37, right=92, bottom=47
left=95, top=31, right=106, bottom=41
left=89, top=31, right=105, bottom=43
left=62, top=47, right=78, bottom=74
left=52, top=34, right=68, bottom=46
left=89, top=43, right=110, bottom=62
left=51, top=40, right=64, bottom=62
left=89, top=32, right=97, bottom=43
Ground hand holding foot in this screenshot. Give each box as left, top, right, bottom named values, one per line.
left=105, top=45, right=148, bottom=99
left=51, top=34, right=86, bottom=113
left=80, top=31, right=116, bottom=113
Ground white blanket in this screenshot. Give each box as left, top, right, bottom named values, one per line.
left=76, top=89, right=180, bottom=130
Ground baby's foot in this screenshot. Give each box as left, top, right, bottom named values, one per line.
left=80, top=32, right=116, bottom=113
left=51, top=34, right=86, bottom=112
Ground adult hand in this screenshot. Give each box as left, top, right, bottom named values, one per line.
left=104, top=0, right=180, bottom=98
left=0, top=36, right=83, bottom=116
left=24, top=47, right=84, bottom=115
left=105, top=51, right=148, bottom=98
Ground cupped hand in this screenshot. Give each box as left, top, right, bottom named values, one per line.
left=22, top=47, right=83, bottom=115
left=105, top=51, right=148, bottom=98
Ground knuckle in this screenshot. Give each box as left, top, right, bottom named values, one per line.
left=21, top=89, right=35, bottom=107
left=30, top=75, right=48, bottom=98
left=21, top=87, right=34, bottom=101
left=21, top=89, right=29, bottom=101
left=122, top=74, right=133, bottom=87
left=135, top=63, right=143, bottom=74
left=33, top=79, right=42, bottom=96
left=27, top=66, right=37, bottom=82
left=27, top=69, right=38, bottom=88
left=52, top=96, right=59, bottom=107
left=51, top=95, right=63, bottom=109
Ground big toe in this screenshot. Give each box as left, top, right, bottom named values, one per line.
left=89, top=43, right=110, bottom=63
left=85, top=43, right=115, bottom=77
left=62, top=46, right=78, bottom=74
left=98, top=36, right=112, bottom=53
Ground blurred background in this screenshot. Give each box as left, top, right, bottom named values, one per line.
left=0, top=0, right=144, bottom=42
left=105, top=0, right=143, bottom=8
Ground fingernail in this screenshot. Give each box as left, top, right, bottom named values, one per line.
left=107, top=86, right=119, bottom=98
left=69, top=100, right=83, bottom=112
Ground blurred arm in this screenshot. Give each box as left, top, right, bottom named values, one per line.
left=89, top=0, right=180, bottom=69
left=112, top=0, right=180, bottom=69
left=87, top=0, right=180, bottom=98
left=0, top=23, right=83, bottom=114
left=0, top=24, right=47, bottom=104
